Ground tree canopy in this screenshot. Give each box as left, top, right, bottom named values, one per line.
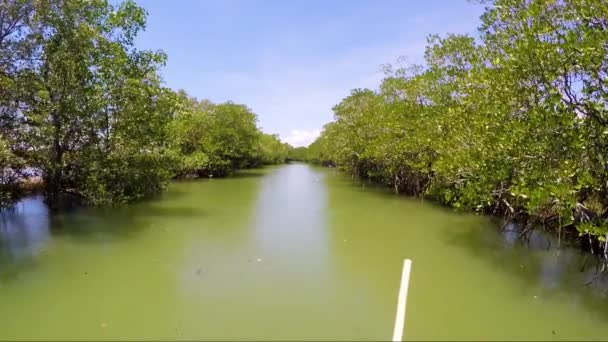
left=0, top=0, right=291, bottom=210
left=306, top=0, right=608, bottom=246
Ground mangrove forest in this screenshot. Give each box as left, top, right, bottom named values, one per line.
left=2, top=0, right=608, bottom=340
left=304, top=0, right=608, bottom=256
left=0, top=0, right=290, bottom=210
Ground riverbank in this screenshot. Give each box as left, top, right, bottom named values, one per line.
left=308, top=161, right=608, bottom=268
left=302, top=0, right=608, bottom=265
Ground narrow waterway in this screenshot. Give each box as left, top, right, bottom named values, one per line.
left=1, top=163, right=607, bottom=340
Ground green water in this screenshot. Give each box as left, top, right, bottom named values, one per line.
left=1, top=164, right=608, bottom=340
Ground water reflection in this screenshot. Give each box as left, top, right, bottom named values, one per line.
left=2, top=165, right=608, bottom=340
left=253, top=163, right=329, bottom=265
left=500, top=221, right=604, bottom=290
left=0, top=196, right=50, bottom=279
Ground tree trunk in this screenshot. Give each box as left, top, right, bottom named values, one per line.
left=46, top=112, right=64, bottom=210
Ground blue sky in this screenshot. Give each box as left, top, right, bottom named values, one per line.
left=134, top=0, right=485, bottom=146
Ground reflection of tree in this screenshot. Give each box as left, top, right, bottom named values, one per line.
left=500, top=222, right=606, bottom=290
left=0, top=196, right=51, bottom=279
left=449, top=221, right=608, bottom=323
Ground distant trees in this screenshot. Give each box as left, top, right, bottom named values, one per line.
left=254, top=132, right=290, bottom=166
left=169, top=94, right=289, bottom=178
left=307, top=0, right=608, bottom=245
left=0, top=0, right=290, bottom=210
left=287, top=147, right=308, bottom=161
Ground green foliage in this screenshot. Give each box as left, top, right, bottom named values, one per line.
left=308, top=0, right=608, bottom=241
left=3, top=0, right=175, bottom=208
left=0, top=138, right=26, bottom=209
left=304, top=125, right=337, bottom=166
left=254, top=133, right=290, bottom=165
left=288, top=147, right=308, bottom=161
left=0, top=0, right=290, bottom=209
left=168, top=93, right=288, bottom=177
left=205, top=102, right=260, bottom=173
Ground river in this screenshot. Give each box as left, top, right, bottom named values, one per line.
left=1, top=163, right=608, bottom=340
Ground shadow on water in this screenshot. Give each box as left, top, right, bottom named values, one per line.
left=443, top=221, right=608, bottom=321
left=323, top=168, right=460, bottom=215
left=0, top=169, right=269, bottom=282
left=49, top=207, right=146, bottom=241
left=172, top=171, right=268, bottom=183
left=0, top=192, right=208, bottom=281
left=320, top=166, right=608, bottom=327
left=229, top=169, right=269, bottom=179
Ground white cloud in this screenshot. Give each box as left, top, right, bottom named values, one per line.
left=281, top=129, right=322, bottom=147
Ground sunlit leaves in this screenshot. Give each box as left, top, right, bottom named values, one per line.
left=307, top=0, right=608, bottom=240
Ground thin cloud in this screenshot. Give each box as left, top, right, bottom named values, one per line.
left=281, top=129, right=322, bottom=147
